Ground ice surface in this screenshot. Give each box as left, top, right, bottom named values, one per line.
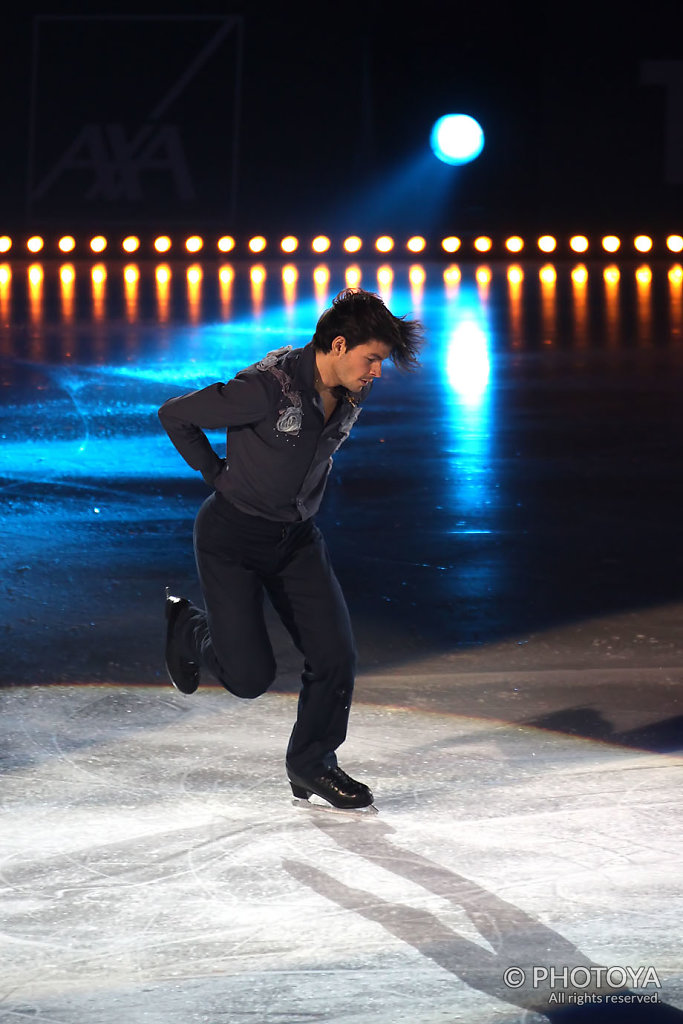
left=3, top=260, right=683, bottom=1021
left=1, top=684, right=682, bottom=1023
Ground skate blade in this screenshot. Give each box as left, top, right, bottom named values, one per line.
left=291, top=796, right=379, bottom=816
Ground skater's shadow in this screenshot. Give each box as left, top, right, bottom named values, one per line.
left=522, top=706, right=683, bottom=756
left=282, top=814, right=682, bottom=1022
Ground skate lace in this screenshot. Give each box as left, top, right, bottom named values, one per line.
left=328, top=766, right=364, bottom=792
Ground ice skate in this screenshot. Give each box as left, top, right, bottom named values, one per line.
left=164, top=588, right=200, bottom=694
left=287, top=765, right=374, bottom=809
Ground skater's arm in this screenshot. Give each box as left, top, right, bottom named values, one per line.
left=158, top=377, right=268, bottom=485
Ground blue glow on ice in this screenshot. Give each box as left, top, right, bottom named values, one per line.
left=446, top=319, right=491, bottom=403
left=438, top=280, right=496, bottom=542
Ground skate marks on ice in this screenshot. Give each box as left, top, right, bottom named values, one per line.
left=1, top=685, right=682, bottom=1023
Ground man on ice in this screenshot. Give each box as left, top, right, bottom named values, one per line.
left=159, top=288, right=424, bottom=809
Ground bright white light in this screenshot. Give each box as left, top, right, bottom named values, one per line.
left=430, top=114, right=484, bottom=166
left=446, top=320, right=490, bottom=403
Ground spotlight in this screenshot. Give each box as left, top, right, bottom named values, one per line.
left=407, top=236, right=426, bottom=253
left=90, top=236, right=107, bottom=253
left=538, top=235, right=556, bottom=253
left=186, top=236, right=204, bottom=253
left=344, top=236, right=362, bottom=253
left=507, top=266, right=524, bottom=285
left=602, top=235, right=621, bottom=253
left=27, top=236, right=44, bottom=253
left=312, top=236, right=331, bottom=254
left=155, top=236, right=172, bottom=253
left=441, top=236, right=461, bottom=253
left=474, top=236, right=492, bottom=253
left=0, top=236, right=11, bottom=253
left=666, top=235, right=683, bottom=253
left=59, top=236, right=76, bottom=253
left=218, top=236, right=235, bottom=253
left=634, top=235, right=653, bottom=253
left=570, top=235, right=589, bottom=253
left=281, top=236, right=299, bottom=253
left=540, top=265, right=557, bottom=284
left=249, top=236, right=267, bottom=253
left=122, top=236, right=140, bottom=253
left=430, top=114, right=484, bottom=165
left=505, top=236, right=524, bottom=253
left=375, top=236, right=394, bottom=253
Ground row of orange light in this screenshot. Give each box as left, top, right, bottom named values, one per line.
left=6, top=262, right=681, bottom=292
left=2, top=233, right=683, bottom=258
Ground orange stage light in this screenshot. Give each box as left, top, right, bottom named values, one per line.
left=407, top=236, right=426, bottom=253
left=570, top=235, right=589, bottom=253
left=375, top=236, right=394, bottom=253
left=344, top=236, right=362, bottom=253
left=249, top=236, right=267, bottom=254
left=538, top=235, right=557, bottom=253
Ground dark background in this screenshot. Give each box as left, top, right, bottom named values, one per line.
left=0, top=0, right=682, bottom=235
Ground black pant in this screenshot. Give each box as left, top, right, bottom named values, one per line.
left=177, top=493, right=357, bottom=777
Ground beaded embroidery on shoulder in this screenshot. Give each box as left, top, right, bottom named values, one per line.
left=255, top=345, right=302, bottom=435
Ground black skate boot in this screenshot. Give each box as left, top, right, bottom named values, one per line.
left=287, top=766, right=374, bottom=809
left=164, top=588, right=200, bottom=695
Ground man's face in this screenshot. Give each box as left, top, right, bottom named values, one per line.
left=331, top=337, right=392, bottom=392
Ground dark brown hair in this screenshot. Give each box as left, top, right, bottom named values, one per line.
left=312, top=288, right=425, bottom=371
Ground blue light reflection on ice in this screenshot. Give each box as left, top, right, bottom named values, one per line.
left=1, top=297, right=325, bottom=490
left=446, top=318, right=491, bottom=405
left=439, top=278, right=495, bottom=537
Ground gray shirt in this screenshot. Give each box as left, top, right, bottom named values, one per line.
left=158, top=341, right=371, bottom=522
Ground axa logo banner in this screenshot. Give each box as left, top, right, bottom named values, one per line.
left=28, top=15, right=243, bottom=224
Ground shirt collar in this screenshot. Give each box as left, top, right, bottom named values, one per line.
left=291, top=341, right=317, bottom=391
left=292, top=340, right=372, bottom=406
